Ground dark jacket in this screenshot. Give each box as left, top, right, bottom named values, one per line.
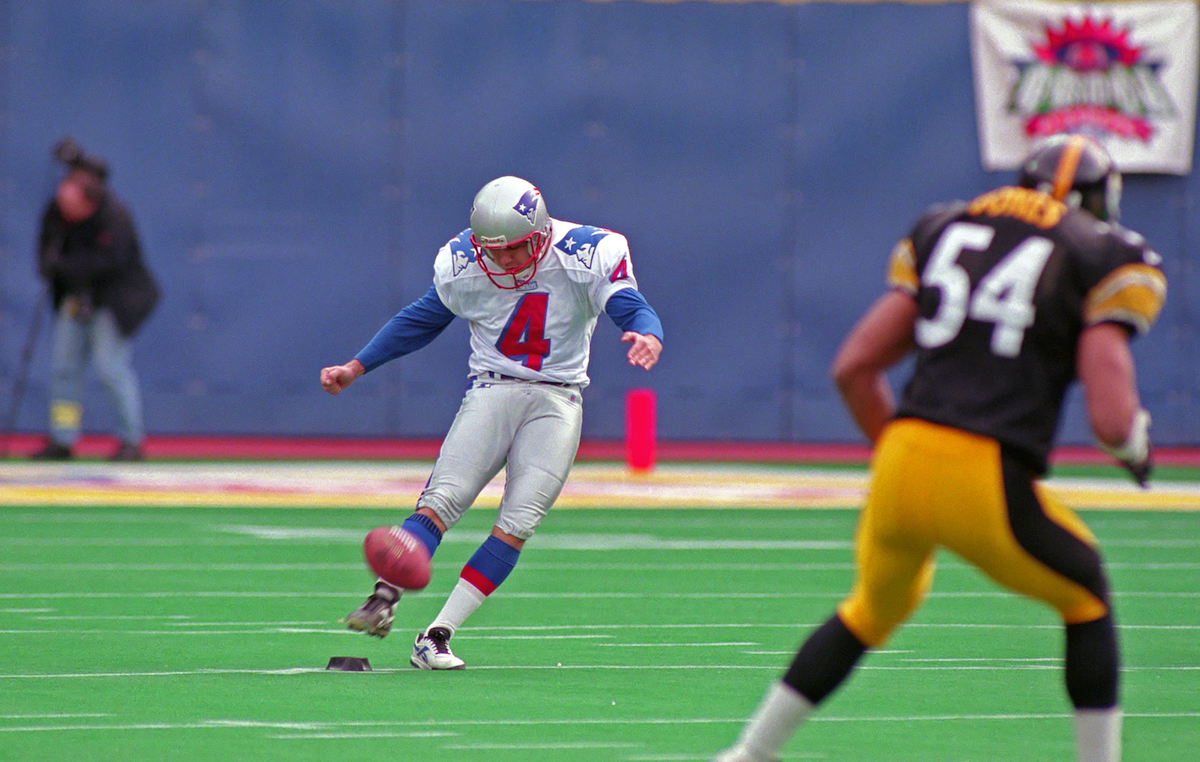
left=38, top=193, right=159, bottom=336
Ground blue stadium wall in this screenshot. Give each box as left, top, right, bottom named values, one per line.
left=0, top=1, right=1196, bottom=446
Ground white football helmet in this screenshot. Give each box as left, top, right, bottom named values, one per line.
left=469, top=176, right=552, bottom=289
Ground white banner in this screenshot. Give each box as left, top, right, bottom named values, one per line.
left=971, top=0, right=1199, bottom=174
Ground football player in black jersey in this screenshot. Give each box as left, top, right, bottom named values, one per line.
left=714, top=134, right=1166, bottom=762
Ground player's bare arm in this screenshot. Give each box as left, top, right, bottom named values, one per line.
left=1078, top=322, right=1142, bottom=446
left=622, top=331, right=662, bottom=370
left=1077, top=321, right=1152, bottom=484
left=320, top=359, right=365, bottom=395
left=831, top=289, right=918, bottom=444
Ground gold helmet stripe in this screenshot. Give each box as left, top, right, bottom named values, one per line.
left=1051, top=135, right=1087, bottom=201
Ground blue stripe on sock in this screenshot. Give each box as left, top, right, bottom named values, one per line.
left=401, top=513, right=443, bottom=557
left=465, top=535, right=521, bottom=588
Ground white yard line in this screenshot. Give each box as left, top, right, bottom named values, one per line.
left=1, top=711, right=1195, bottom=734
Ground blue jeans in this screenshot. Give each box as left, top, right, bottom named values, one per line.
left=48, top=303, right=145, bottom=447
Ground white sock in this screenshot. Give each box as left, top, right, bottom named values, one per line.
left=1075, top=707, right=1121, bottom=762
left=427, top=578, right=487, bottom=635
left=734, top=681, right=814, bottom=760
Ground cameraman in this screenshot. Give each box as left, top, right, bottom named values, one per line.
left=31, top=140, right=159, bottom=461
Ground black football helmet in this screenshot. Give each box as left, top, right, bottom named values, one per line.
left=1018, top=133, right=1122, bottom=222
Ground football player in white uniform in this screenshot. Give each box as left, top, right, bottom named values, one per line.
left=321, top=176, right=663, bottom=669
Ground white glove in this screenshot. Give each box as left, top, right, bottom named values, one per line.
left=1098, top=408, right=1152, bottom=487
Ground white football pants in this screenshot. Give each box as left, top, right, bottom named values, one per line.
left=416, top=376, right=583, bottom=540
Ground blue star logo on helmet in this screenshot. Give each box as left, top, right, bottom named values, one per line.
left=449, top=230, right=477, bottom=276
left=513, top=189, right=541, bottom=224
left=554, top=225, right=610, bottom=269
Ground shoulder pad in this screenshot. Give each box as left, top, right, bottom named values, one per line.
left=911, top=200, right=969, bottom=251
left=1108, top=224, right=1162, bottom=266
left=554, top=225, right=611, bottom=269
left=447, top=229, right=477, bottom=276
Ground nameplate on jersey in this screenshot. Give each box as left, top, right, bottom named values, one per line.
left=555, top=225, right=610, bottom=269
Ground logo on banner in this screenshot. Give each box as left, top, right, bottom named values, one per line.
left=1008, top=16, right=1175, bottom=142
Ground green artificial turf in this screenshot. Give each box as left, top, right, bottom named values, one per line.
left=0, top=491, right=1196, bottom=761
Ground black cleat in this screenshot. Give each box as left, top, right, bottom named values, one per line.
left=109, top=442, right=145, bottom=462
left=344, top=581, right=400, bottom=638
left=29, top=441, right=72, bottom=461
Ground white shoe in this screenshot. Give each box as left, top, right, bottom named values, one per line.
left=410, top=626, right=466, bottom=670
left=712, top=745, right=778, bottom=762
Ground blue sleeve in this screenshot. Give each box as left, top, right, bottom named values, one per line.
left=354, top=285, right=457, bottom=372
left=604, top=288, right=663, bottom=341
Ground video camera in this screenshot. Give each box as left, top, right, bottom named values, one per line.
left=52, top=137, right=109, bottom=182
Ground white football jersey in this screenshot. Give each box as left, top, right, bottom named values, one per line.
left=433, top=218, right=638, bottom=388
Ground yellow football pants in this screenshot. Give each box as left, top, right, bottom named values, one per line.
left=838, top=418, right=1109, bottom=648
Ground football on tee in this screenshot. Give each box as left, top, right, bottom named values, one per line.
left=362, top=526, right=431, bottom=591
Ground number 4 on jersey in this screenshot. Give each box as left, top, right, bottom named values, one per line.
left=610, top=257, right=630, bottom=283
left=497, top=293, right=550, bottom=370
